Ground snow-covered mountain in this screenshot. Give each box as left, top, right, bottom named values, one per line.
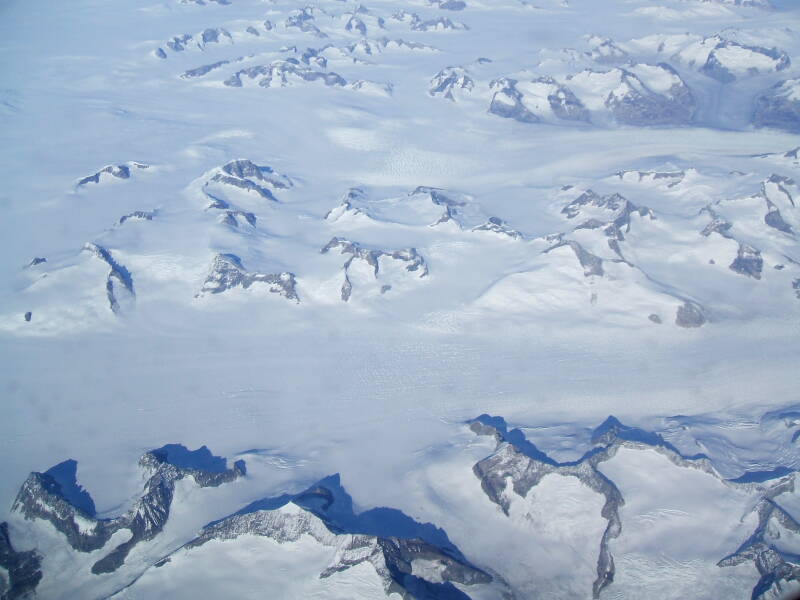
left=1, top=0, right=799, bottom=598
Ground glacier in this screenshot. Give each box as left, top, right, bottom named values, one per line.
left=0, top=0, right=799, bottom=598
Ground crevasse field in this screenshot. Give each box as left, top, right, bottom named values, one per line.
left=1, top=0, right=800, bottom=598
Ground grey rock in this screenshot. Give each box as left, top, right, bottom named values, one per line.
left=11, top=448, right=244, bottom=575
left=472, top=217, right=523, bottom=239
left=729, top=243, right=763, bottom=279
left=675, top=300, right=706, bottom=328
left=762, top=174, right=796, bottom=234
left=154, top=47, right=167, bottom=59
left=469, top=413, right=722, bottom=598
left=207, top=159, right=292, bottom=202
left=77, top=162, right=148, bottom=186
left=488, top=78, right=539, bottom=123
left=166, top=34, right=193, bottom=53
left=321, top=238, right=427, bottom=302
left=12, top=467, right=117, bottom=554
left=718, top=497, right=800, bottom=600
left=199, top=254, right=298, bottom=301
left=793, top=278, right=800, bottom=299
left=286, top=9, right=327, bottom=38
left=224, top=61, right=345, bottom=89
left=429, top=66, right=474, bottom=101
left=469, top=417, right=624, bottom=599
left=648, top=313, right=662, bottom=324
left=442, top=0, right=466, bottom=8
left=83, top=243, right=134, bottom=315
left=345, top=15, right=366, bottom=35
left=561, top=189, right=624, bottom=219
left=765, top=207, right=792, bottom=234
left=181, top=60, right=230, bottom=79
left=263, top=20, right=273, bottom=31
left=603, top=64, right=695, bottom=126
left=199, top=28, right=232, bottom=47
left=615, top=169, right=685, bottom=188
left=220, top=159, right=291, bottom=189
left=92, top=448, right=245, bottom=575
left=246, top=26, right=260, bottom=36
left=220, top=210, right=256, bottom=228
left=411, top=16, right=468, bottom=31
left=700, top=209, right=733, bottom=239
left=754, top=79, right=800, bottom=133
left=545, top=240, right=604, bottom=276
left=300, top=47, right=327, bottom=69
left=25, top=257, right=46, bottom=268
left=701, top=41, right=789, bottom=84
left=119, top=210, right=155, bottom=225
left=325, top=187, right=367, bottom=220
left=23, top=312, right=31, bottom=322
left=0, top=521, right=42, bottom=600
left=173, top=476, right=497, bottom=599
left=589, top=38, right=628, bottom=64
left=539, top=76, right=589, bottom=121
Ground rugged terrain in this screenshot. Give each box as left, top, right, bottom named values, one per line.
left=0, top=0, right=799, bottom=598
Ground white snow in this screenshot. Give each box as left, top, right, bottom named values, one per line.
left=0, top=0, right=799, bottom=597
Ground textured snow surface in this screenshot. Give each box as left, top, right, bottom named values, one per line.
left=1, top=0, right=799, bottom=598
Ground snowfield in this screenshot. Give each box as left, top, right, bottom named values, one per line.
left=0, top=0, right=799, bottom=598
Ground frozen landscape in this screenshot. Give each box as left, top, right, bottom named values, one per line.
left=1, top=0, right=799, bottom=598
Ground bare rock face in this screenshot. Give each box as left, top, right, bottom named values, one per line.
left=538, top=76, right=590, bottom=121
left=321, top=238, right=428, bottom=301
left=601, top=64, right=695, bottom=126
left=729, top=243, right=763, bottom=279
left=701, top=40, right=789, bottom=83
left=562, top=189, right=625, bottom=219
left=0, top=521, right=42, bottom=600
left=588, top=37, right=628, bottom=64
left=468, top=414, right=732, bottom=599
left=490, top=65, right=694, bottom=127
left=488, top=78, right=540, bottom=123
left=762, top=174, right=797, bottom=234
left=718, top=496, right=800, bottom=600
left=545, top=239, right=605, bottom=277
left=223, top=60, right=346, bottom=89
left=77, top=162, right=148, bottom=186
left=430, top=0, right=467, bottom=10
left=561, top=189, right=653, bottom=247
left=701, top=209, right=734, bottom=239
left=10, top=446, right=245, bottom=577
left=204, top=159, right=292, bottom=205
left=410, top=15, right=468, bottom=31
left=675, top=300, right=706, bottom=328
left=82, top=243, right=135, bottom=314
left=181, top=60, right=230, bottom=79
left=615, top=169, right=685, bottom=188
left=472, top=217, right=523, bottom=239
left=198, top=254, right=298, bottom=301
left=25, top=257, right=46, bottom=268
left=429, top=66, right=474, bottom=101
left=285, top=7, right=327, bottom=38
left=118, top=210, right=155, bottom=225
left=172, top=474, right=498, bottom=599
left=754, top=79, right=800, bottom=133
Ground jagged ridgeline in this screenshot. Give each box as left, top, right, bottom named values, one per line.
left=10, top=163, right=800, bottom=332
left=2, top=0, right=800, bottom=598
left=1, top=444, right=507, bottom=599
left=3, top=411, right=800, bottom=599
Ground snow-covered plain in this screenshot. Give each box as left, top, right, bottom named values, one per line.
left=0, top=0, right=799, bottom=598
